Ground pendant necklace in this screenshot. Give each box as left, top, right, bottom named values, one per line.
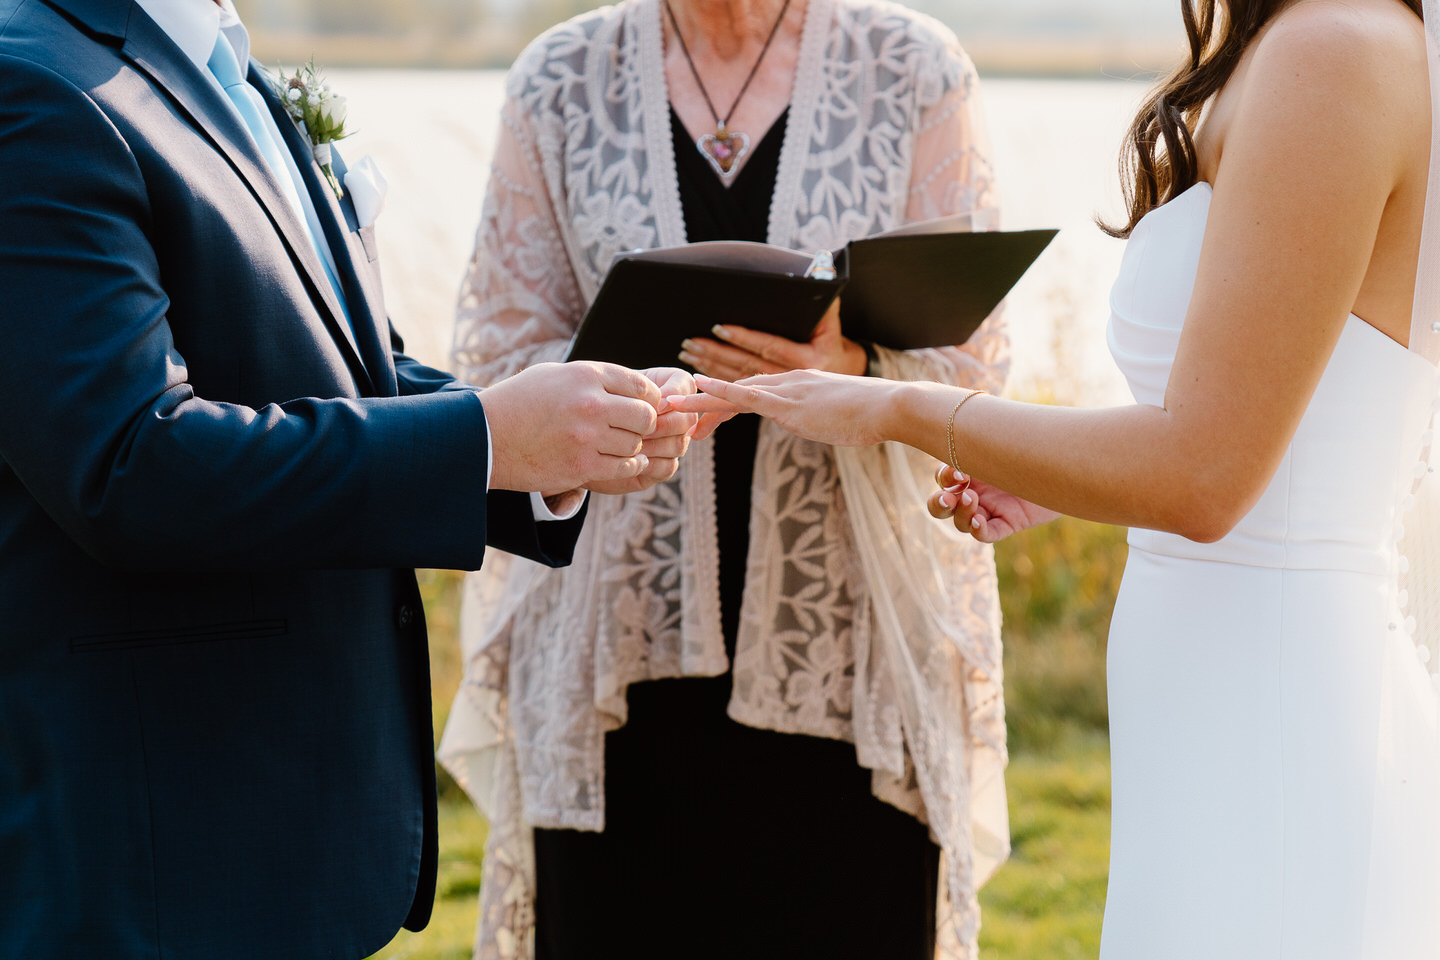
left=664, top=0, right=793, bottom=182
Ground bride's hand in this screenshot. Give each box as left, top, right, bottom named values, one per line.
left=677, top=301, right=867, bottom=382
left=671, top=369, right=897, bottom=445
left=928, top=465, right=1060, bottom=543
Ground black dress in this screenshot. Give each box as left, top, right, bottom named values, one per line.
left=531, top=108, right=941, bottom=960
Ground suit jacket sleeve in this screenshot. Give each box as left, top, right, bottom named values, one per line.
left=0, top=56, right=572, bottom=573
left=388, top=323, right=587, bottom=567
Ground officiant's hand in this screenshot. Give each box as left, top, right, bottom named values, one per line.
left=584, top=366, right=698, bottom=495
left=484, top=361, right=688, bottom=495
left=677, top=300, right=867, bottom=382
left=928, top=465, right=1059, bottom=543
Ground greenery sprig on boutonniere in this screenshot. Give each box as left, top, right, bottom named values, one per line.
left=272, top=60, right=348, bottom=198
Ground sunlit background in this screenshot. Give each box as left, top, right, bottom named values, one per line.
left=237, top=2, right=1187, bottom=956
left=244, top=0, right=1183, bottom=72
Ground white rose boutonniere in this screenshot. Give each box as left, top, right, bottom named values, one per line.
left=272, top=60, right=349, bottom=198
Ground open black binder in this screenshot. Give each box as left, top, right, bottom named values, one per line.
left=566, top=221, right=1058, bottom=371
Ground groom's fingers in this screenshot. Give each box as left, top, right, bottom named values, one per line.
left=648, top=409, right=698, bottom=439
left=643, top=365, right=697, bottom=400
left=596, top=426, right=647, bottom=459
left=584, top=449, right=680, bottom=495
left=594, top=361, right=663, bottom=404
left=595, top=395, right=659, bottom=437
left=641, top=456, right=681, bottom=484
left=593, top=361, right=664, bottom=425
left=640, top=433, right=689, bottom=460
left=592, top=452, right=649, bottom=482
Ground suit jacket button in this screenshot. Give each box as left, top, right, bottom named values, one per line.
left=397, top=604, right=416, bottom=630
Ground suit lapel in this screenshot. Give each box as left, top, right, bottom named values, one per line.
left=109, top=7, right=374, bottom=393
left=258, top=74, right=398, bottom=397
left=39, top=0, right=129, bottom=36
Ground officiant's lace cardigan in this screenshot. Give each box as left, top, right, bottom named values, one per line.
left=440, top=0, right=1009, bottom=955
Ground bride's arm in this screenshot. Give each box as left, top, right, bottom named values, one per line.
left=679, top=7, right=1425, bottom=542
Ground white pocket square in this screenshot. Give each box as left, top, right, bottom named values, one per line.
left=344, top=155, right=388, bottom=230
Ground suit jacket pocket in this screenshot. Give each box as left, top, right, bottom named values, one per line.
left=70, top=619, right=288, bottom=653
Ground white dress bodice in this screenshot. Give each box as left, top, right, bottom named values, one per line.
left=1107, top=182, right=1439, bottom=576
left=1097, top=182, right=1440, bottom=960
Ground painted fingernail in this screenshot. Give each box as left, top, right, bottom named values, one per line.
left=971, top=517, right=981, bottom=530
left=939, top=492, right=956, bottom=509
left=681, top=339, right=700, bottom=353
left=944, top=483, right=965, bottom=494
left=711, top=324, right=732, bottom=340
left=678, top=351, right=698, bottom=367
left=953, top=469, right=967, bottom=484
left=961, top=491, right=974, bottom=506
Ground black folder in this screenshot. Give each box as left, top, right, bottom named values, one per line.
left=566, top=224, right=1057, bottom=370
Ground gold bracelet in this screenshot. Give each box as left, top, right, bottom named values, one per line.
left=945, top=390, right=985, bottom=484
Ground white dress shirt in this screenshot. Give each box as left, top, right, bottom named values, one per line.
left=132, top=0, right=583, bottom=520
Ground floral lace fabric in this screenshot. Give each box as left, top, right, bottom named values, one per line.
left=437, top=1, right=1010, bottom=956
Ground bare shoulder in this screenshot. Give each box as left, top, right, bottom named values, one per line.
left=1215, top=0, right=1428, bottom=179
left=1247, top=0, right=1425, bottom=104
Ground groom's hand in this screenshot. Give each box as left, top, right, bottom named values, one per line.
left=586, top=366, right=698, bottom=495
left=483, top=361, right=669, bottom=495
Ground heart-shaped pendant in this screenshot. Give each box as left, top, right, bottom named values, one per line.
left=697, top=129, right=751, bottom=181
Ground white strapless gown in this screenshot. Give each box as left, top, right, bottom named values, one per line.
left=1101, top=182, right=1440, bottom=959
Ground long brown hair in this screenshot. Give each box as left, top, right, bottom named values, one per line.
left=1104, top=0, right=1425, bottom=238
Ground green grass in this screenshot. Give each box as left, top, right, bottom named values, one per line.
left=369, top=799, right=489, bottom=960
left=976, top=732, right=1111, bottom=959
left=370, top=516, right=1126, bottom=959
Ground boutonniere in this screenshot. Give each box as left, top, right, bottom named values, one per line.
left=272, top=60, right=348, bottom=199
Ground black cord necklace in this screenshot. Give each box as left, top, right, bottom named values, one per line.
left=664, top=0, right=793, bottom=182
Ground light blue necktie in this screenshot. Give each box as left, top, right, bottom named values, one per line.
left=206, top=33, right=352, bottom=330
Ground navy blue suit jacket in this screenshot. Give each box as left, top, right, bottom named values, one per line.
left=0, top=1, right=585, bottom=956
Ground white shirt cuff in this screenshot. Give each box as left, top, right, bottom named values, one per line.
left=484, top=405, right=492, bottom=492
left=530, top=490, right=587, bottom=522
